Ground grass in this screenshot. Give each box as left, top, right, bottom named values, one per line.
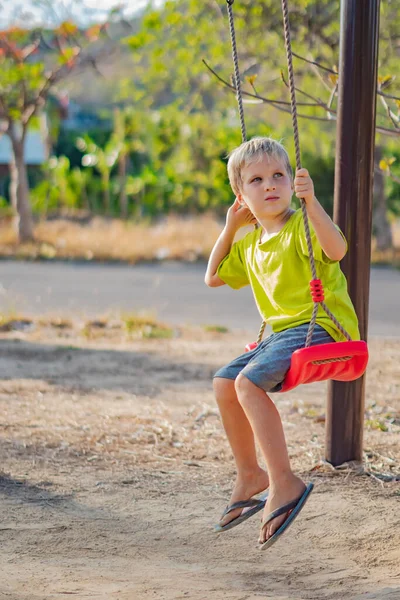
left=0, top=213, right=223, bottom=263
left=0, top=311, right=176, bottom=341
left=37, top=317, right=73, bottom=329
left=76, top=312, right=175, bottom=340
left=365, top=419, right=389, bottom=432
left=122, top=312, right=174, bottom=339
left=203, top=325, right=229, bottom=333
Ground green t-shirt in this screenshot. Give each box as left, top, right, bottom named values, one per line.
left=217, top=209, right=360, bottom=342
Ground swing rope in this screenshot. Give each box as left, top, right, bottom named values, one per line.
left=226, top=0, right=267, bottom=345
left=226, top=0, right=247, bottom=144
left=225, top=0, right=352, bottom=349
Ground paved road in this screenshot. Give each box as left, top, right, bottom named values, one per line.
left=0, top=260, right=399, bottom=337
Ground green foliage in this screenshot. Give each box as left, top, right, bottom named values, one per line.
left=0, top=196, right=13, bottom=216
left=23, top=0, right=400, bottom=223
left=0, top=23, right=109, bottom=125
left=113, top=0, right=342, bottom=215
left=31, top=156, right=76, bottom=213
left=0, top=58, right=46, bottom=120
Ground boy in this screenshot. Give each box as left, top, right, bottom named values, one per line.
left=204, top=137, right=359, bottom=549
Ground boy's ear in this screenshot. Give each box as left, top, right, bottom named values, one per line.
left=237, top=193, right=245, bottom=205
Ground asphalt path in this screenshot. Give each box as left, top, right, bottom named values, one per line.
left=0, top=260, right=399, bottom=337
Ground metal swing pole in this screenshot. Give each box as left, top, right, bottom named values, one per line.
left=326, top=0, right=380, bottom=466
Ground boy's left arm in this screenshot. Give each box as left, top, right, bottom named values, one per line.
left=294, top=168, right=346, bottom=262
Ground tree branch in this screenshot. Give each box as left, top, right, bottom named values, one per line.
left=280, top=70, right=336, bottom=116
left=292, top=51, right=336, bottom=75
left=204, top=59, right=400, bottom=137
left=379, top=93, right=400, bottom=129
left=202, top=60, right=326, bottom=113
left=293, top=50, right=400, bottom=103
left=21, top=38, right=41, bottom=60
left=376, top=125, right=400, bottom=138
left=379, top=90, right=400, bottom=102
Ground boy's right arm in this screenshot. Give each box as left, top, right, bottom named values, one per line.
left=204, top=225, right=237, bottom=287
left=204, top=198, right=256, bottom=288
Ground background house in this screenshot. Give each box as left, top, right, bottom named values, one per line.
left=0, top=130, right=48, bottom=199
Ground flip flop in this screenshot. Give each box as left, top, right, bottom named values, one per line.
left=214, top=491, right=269, bottom=533
left=259, top=482, right=314, bottom=550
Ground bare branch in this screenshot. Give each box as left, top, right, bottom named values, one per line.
left=378, top=90, right=400, bottom=102
left=202, top=60, right=324, bottom=110
left=379, top=93, right=400, bottom=129
left=86, top=56, right=105, bottom=78
left=292, top=51, right=337, bottom=75
left=376, top=124, right=400, bottom=138
left=20, top=43, right=110, bottom=126
left=21, top=38, right=41, bottom=60
left=203, top=57, right=400, bottom=138
left=306, top=55, right=335, bottom=94
left=280, top=70, right=337, bottom=117
left=326, top=83, right=338, bottom=120
left=20, top=63, right=65, bottom=125
left=293, top=51, right=400, bottom=103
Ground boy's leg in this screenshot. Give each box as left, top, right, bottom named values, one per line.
left=213, top=377, right=269, bottom=526
left=233, top=325, right=333, bottom=542
left=234, top=375, right=305, bottom=543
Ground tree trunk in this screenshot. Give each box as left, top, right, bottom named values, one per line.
left=373, top=146, right=393, bottom=251
left=8, top=125, right=34, bottom=242
left=118, top=152, right=128, bottom=218
left=102, top=173, right=110, bottom=214
left=9, top=157, right=18, bottom=214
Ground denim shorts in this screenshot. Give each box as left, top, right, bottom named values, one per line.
left=214, top=323, right=334, bottom=393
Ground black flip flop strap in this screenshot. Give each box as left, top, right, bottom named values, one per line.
left=261, top=497, right=299, bottom=528
left=222, top=498, right=263, bottom=517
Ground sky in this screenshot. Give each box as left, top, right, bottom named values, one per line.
left=0, top=0, right=166, bottom=29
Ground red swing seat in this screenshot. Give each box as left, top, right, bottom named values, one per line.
left=280, top=340, right=369, bottom=392
left=244, top=339, right=369, bottom=392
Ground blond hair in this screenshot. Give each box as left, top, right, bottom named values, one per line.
left=227, top=137, right=293, bottom=196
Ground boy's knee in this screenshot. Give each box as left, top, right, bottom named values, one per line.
left=235, top=373, right=259, bottom=400
left=213, top=376, right=235, bottom=397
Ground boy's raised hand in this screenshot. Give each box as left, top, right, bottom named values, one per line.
left=294, top=168, right=315, bottom=204
left=226, top=198, right=257, bottom=231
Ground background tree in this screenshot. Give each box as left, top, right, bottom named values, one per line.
left=0, top=21, right=110, bottom=241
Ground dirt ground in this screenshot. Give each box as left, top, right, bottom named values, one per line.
left=0, top=320, right=399, bottom=600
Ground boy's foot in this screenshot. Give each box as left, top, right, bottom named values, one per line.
left=259, top=474, right=307, bottom=544
left=218, top=468, right=269, bottom=528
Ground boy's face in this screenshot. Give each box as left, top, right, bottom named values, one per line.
left=237, top=155, right=293, bottom=221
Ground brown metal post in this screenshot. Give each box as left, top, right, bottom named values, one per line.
left=326, top=0, right=380, bottom=466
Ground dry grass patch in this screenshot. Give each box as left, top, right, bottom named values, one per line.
left=1, top=213, right=400, bottom=266
left=0, top=213, right=223, bottom=262
left=0, top=311, right=189, bottom=344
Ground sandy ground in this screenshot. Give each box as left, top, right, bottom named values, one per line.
left=0, top=320, right=399, bottom=600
